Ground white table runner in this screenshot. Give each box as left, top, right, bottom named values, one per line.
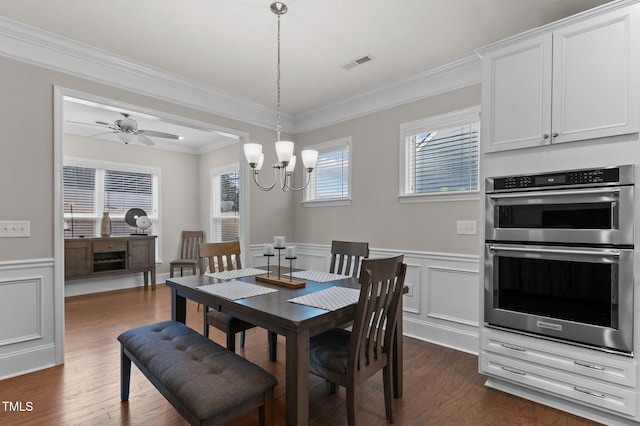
left=206, top=268, right=266, bottom=280
left=288, top=286, right=361, bottom=311
left=285, top=270, right=350, bottom=283
left=197, top=280, right=278, bottom=300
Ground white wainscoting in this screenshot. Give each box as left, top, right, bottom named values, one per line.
left=0, top=259, right=58, bottom=379
left=247, top=243, right=480, bottom=355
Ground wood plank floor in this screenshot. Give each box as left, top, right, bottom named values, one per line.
left=0, top=284, right=602, bottom=425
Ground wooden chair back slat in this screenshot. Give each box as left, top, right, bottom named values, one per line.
left=329, top=240, right=369, bottom=277
left=351, top=255, right=406, bottom=378
left=180, top=231, right=204, bottom=260
left=199, top=241, right=242, bottom=274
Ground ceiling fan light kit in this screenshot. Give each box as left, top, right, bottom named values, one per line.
left=244, top=2, right=318, bottom=192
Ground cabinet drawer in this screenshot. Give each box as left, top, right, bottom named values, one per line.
left=482, top=352, right=637, bottom=417
left=482, top=331, right=636, bottom=388
left=93, top=240, right=127, bottom=253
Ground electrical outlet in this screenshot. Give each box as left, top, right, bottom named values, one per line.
left=456, top=220, right=477, bottom=235
left=0, top=220, right=30, bottom=237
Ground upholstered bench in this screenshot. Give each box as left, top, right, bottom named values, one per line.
left=118, top=320, right=277, bottom=426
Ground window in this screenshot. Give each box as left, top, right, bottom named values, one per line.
left=400, top=106, right=479, bottom=201
left=63, top=158, right=159, bottom=238
left=303, top=137, right=351, bottom=206
left=211, top=165, right=240, bottom=242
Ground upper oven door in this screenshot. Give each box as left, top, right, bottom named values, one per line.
left=486, top=186, right=634, bottom=245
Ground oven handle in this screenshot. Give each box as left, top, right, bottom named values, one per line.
left=488, top=245, right=621, bottom=257
left=488, top=187, right=620, bottom=199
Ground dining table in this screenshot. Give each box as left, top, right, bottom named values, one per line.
left=165, top=267, right=404, bottom=426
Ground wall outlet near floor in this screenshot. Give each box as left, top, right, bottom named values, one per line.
left=0, top=220, right=30, bottom=237
left=456, top=220, right=477, bottom=235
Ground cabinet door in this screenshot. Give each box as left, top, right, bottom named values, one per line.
left=128, top=238, right=155, bottom=269
left=552, top=6, right=640, bottom=143
left=64, top=240, right=92, bottom=278
left=481, top=33, right=552, bottom=153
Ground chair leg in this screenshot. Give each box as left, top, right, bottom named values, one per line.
left=345, top=383, right=357, bottom=426
left=240, top=330, right=246, bottom=348
left=268, top=331, right=277, bottom=361
left=120, top=347, right=131, bottom=402
left=227, top=331, right=237, bottom=352
left=202, top=307, right=209, bottom=338
left=383, top=364, right=394, bottom=422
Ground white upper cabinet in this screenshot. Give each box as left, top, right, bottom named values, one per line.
left=482, top=5, right=640, bottom=153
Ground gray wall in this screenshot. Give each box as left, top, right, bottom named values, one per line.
left=292, top=84, right=482, bottom=254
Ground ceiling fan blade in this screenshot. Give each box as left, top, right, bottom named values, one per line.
left=137, top=134, right=155, bottom=146
left=139, top=129, right=180, bottom=139
left=90, top=131, right=119, bottom=138
left=66, top=120, right=109, bottom=128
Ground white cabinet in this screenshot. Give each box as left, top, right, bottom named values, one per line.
left=482, top=6, right=640, bottom=153
left=480, top=328, right=638, bottom=418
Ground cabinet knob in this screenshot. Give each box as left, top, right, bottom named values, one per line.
left=543, top=134, right=550, bottom=139
left=552, top=132, right=559, bottom=138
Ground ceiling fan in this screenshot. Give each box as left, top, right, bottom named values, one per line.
left=71, top=113, right=181, bottom=146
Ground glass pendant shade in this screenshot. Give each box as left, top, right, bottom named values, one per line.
left=301, top=149, right=318, bottom=170
left=118, top=132, right=137, bottom=145
left=256, top=153, right=265, bottom=171
left=285, top=154, right=296, bottom=173
left=275, top=141, right=294, bottom=164
left=244, top=143, right=263, bottom=166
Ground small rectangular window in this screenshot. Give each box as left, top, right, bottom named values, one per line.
left=400, top=107, right=479, bottom=200
left=211, top=166, right=240, bottom=242
left=303, top=137, right=351, bottom=205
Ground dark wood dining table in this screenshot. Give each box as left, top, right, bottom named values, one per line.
left=165, top=269, right=403, bottom=426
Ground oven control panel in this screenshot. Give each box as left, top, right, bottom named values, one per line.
left=491, top=166, right=628, bottom=191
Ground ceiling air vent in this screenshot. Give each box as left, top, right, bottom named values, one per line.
left=342, top=54, right=374, bottom=70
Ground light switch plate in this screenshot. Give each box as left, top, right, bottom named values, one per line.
left=456, top=220, right=477, bottom=235
left=0, top=220, right=30, bottom=237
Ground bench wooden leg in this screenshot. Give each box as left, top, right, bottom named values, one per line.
left=120, top=346, right=132, bottom=401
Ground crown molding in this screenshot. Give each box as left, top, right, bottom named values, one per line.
left=0, top=17, right=294, bottom=133
left=0, top=16, right=480, bottom=135
left=293, top=54, right=481, bottom=133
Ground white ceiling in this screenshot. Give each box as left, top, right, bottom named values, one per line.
left=1, top=0, right=614, bottom=151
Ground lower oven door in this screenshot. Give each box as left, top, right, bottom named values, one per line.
left=484, top=243, right=634, bottom=354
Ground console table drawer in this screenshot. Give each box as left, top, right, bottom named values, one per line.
left=482, top=352, right=637, bottom=417
left=93, top=241, right=127, bottom=253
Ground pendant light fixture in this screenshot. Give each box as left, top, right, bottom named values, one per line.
left=243, top=2, right=318, bottom=191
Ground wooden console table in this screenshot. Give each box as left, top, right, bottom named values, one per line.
left=64, top=236, right=157, bottom=290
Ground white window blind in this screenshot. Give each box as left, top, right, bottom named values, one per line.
left=304, top=137, right=351, bottom=204
left=400, top=107, right=479, bottom=199
left=212, top=167, right=240, bottom=242
left=63, top=160, right=159, bottom=238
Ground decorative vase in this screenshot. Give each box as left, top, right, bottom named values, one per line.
left=100, top=212, right=112, bottom=237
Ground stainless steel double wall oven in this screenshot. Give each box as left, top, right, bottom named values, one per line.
left=485, top=165, right=635, bottom=354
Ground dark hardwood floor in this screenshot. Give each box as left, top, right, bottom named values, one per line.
left=0, top=284, right=602, bottom=425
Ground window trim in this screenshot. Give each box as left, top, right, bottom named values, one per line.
left=210, top=164, right=240, bottom=242
left=302, top=136, right=352, bottom=207
left=398, top=106, right=480, bottom=203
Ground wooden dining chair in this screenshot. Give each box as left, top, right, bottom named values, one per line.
left=169, top=231, right=204, bottom=278
left=309, top=255, right=407, bottom=426
left=329, top=240, right=370, bottom=277
left=200, top=241, right=277, bottom=360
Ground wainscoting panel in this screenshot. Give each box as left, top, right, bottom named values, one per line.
left=248, top=243, right=480, bottom=354
left=426, top=266, right=479, bottom=327
left=0, top=277, right=42, bottom=346
left=0, top=259, right=57, bottom=379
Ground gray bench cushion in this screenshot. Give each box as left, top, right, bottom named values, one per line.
left=118, top=320, right=277, bottom=420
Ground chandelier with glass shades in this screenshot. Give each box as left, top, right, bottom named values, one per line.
left=243, top=2, right=318, bottom=191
